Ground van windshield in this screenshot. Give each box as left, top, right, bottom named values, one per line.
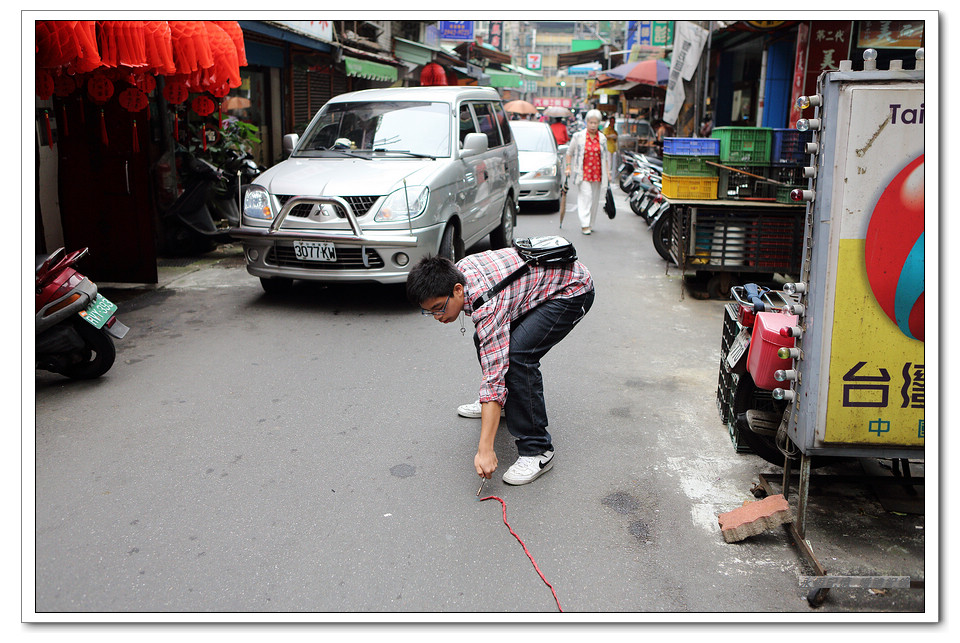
left=295, top=101, right=451, bottom=158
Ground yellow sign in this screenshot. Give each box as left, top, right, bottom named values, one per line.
left=824, top=239, right=924, bottom=445
left=746, top=21, right=787, bottom=30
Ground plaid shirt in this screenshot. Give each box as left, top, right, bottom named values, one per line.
left=458, top=248, right=594, bottom=406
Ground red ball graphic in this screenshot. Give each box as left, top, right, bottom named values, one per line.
left=863, top=155, right=924, bottom=341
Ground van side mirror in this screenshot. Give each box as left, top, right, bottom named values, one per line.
left=557, top=144, right=568, bottom=157
left=460, top=133, right=488, bottom=158
left=283, top=134, right=300, bottom=156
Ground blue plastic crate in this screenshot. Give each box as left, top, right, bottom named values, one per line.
left=663, top=137, right=721, bottom=156
left=771, top=128, right=813, bottom=166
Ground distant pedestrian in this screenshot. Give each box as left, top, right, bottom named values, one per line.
left=565, top=109, right=612, bottom=235
left=603, top=115, right=619, bottom=171
left=550, top=117, right=569, bottom=146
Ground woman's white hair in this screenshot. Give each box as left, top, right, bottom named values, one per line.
left=585, top=109, right=603, bottom=123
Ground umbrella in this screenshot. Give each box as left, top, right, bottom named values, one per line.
left=543, top=105, right=571, bottom=118
left=504, top=99, right=537, bottom=115
left=602, top=59, right=669, bottom=86
left=558, top=178, right=569, bottom=228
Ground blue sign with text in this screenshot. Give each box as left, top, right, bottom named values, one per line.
left=439, top=21, right=474, bottom=41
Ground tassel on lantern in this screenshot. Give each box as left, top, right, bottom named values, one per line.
left=173, top=111, right=179, bottom=141
left=43, top=110, right=53, bottom=149
left=201, top=123, right=207, bottom=151
left=60, top=103, right=69, bottom=137
left=132, top=119, right=140, bottom=153
left=100, top=109, right=109, bottom=147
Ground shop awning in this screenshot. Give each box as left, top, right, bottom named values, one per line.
left=503, top=62, right=542, bottom=79
left=393, top=37, right=438, bottom=67
left=484, top=68, right=523, bottom=89
left=557, top=46, right=607, bottom=69
left=343, top=55, right=398, bottom=82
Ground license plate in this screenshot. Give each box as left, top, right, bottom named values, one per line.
left=293, top=240, right=336, bottom=262
left=79, top=294, right=117, bottom=329
left=726, top=328, right=751, bottom=370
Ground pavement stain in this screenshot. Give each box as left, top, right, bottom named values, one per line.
left=390, top=463, right=416, bottom=478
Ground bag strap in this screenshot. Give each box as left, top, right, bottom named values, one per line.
left=471, top=261, right=532, bottom=310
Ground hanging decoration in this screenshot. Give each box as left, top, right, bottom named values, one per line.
left=191, top=94, right=216, bottom=151
left=420, top=62, right=447, bottom=86
left=87, top=75, right=115, bottom=146
left=98, top=21, right=147, bottom=68
left=142, top=20, right=177, bottom=76
left=53, top=74, right=76, bottom=137
left=162, top=78, right=189, bottom=141
left=118, top=87, right=149, bottom=152
left=35, top=20, right=249, bottom=154
left=36, top=70, right=55, bottom=99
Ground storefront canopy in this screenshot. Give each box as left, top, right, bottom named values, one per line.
left=484, top=68, right=523, bottom=89
left=343, top=55, right=398, bottom=82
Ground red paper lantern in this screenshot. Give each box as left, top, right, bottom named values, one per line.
left=191, top=94, right=215, bottom=117
left=420, top=62, right=447, bottom=86
left=169, top=21, right=214, bottom=75
left=118, top=87, right=149, bottom=112
left=36, top=70, right=55, bottom=99
left=162, top=79, right=189, bottom=104
left=143, top=20, right=177, bottom=75
left=53, top=74, right=76, bottom=97
left=87, top=75, right=114, bottom=103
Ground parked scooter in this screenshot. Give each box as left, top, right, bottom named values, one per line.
left=36, top=247, right=129, bottom=379
left=726, top=284, right=804, bottom=466
left=162, top=149, right=262, bottom=256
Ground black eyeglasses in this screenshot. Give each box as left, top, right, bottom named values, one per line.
left=421, top=295, right=451, bottom=317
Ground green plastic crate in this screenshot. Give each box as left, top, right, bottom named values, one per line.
left=711, top=127, right=773, bottom=164
left=662, top=154, right=720, bottom=177
left=776, top=184, right=805, bottom=204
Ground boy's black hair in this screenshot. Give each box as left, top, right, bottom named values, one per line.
left=405, top=255, right=466, bottom=306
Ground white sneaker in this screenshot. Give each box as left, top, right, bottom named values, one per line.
left=457, top=400, right=505, bottom=419
left=502, top=449, right=555, bottom=486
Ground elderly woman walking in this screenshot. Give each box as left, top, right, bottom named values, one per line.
left=565, top=109, right=612, bottom=235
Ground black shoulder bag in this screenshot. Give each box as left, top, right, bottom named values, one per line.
left=471, top=236, right=577, bottom=310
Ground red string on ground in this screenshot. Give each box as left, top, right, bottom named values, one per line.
left=479, top=495, right=563, bottom=612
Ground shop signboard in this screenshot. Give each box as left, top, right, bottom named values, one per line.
left=439, top=21, right=474, bottom=41
left=788, top=60, right=927, bottom=457
left=526, top=52, right=543, bottom=71
left=533, top=97, right=572, bottom=108
left=627, top=21, right=673, bottom=52
left=488, top=21, right=504, bottom=50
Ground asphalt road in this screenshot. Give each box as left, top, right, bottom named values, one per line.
left=31, top=188, right=927, bottom=620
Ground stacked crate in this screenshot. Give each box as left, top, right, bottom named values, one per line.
left=710, top=126, right=774, bottom=200
left=660, top=137, right=721, bottom=200
left=770, top=128, right=813, bottom=203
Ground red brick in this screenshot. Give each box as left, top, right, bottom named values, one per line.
left=718, top=494, right=792, bottom=543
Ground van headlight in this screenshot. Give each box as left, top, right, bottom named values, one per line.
left=530, top=164, right=558, bottom=179
left=374, top=185, right=429, bottom=222
left=243, top=185, right=274, bottom=220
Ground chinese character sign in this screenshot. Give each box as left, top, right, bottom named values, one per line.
left=439, top=21, right=474, bottom=41
left=488, top=21, right=503, bottom=50
left=824, top=87, right=924, bottom=447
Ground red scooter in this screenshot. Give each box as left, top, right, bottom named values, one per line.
left=36, top=248, right=129, bottom=379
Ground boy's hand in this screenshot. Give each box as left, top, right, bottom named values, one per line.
left=475, top=447, right=498, bottom=479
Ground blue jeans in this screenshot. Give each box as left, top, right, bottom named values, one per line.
left=474, top=289, right=595, bottom=456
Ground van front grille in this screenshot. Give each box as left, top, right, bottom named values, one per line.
left=266, top=245, right=385, bottom=270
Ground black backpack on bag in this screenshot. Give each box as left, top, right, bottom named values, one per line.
left=471, top=236, right=577, bottom=309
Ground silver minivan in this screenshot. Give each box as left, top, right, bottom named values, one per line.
left=232, top=86, right=520, bottom=292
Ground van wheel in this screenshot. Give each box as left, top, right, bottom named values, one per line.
left=490, top=199, right=516, bottom=249
left=439, top=225, right=464, bottom=263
